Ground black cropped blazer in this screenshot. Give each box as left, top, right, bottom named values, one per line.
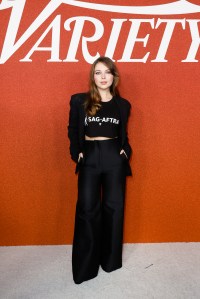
left=68, top=93, right=132, bottom=176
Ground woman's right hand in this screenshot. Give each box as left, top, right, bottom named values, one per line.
left=78, top=152, right=83, bottom=162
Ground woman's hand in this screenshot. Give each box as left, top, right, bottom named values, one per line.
left=78, top=152, right=83, bottom=162
left=120, top=149, right=128, bottom=159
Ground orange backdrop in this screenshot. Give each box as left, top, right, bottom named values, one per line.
left=1, top=0, right=200, bottom=245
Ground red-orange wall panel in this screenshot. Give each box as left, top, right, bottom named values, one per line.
left=1, top=0, right=200, bottom=245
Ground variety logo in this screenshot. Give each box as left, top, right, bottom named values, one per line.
left=0, top=0, right=200, bottom=63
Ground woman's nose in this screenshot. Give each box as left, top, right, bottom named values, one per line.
left=101, top=72, right=106, bottom=79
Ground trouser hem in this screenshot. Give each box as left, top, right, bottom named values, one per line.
left=73, top=272, right=99, bottom=284
left=101, top=264, right=122, bottom=273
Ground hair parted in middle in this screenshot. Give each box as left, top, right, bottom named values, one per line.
left=84, top=56, right=120, bottom=116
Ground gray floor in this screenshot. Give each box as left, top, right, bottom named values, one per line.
left=0, top=243, right=200, bottom=299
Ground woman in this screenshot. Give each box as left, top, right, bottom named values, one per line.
left=68, top=56, right=132, bottom=284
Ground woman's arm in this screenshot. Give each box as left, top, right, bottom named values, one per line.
left=121, top=101, right=132, bottom=160
left=68, top=95, right=81, bottom=163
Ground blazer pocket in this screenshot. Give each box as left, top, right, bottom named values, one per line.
left=120, top=152, right=128, bottom=162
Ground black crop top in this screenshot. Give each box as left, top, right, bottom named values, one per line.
left=84, top=97, right=120, bottom=138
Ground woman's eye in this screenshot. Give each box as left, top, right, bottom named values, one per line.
left=95, top=72, right=101, bottom=75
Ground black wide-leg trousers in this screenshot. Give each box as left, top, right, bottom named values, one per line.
left=72, top=138, right=126, bottom=284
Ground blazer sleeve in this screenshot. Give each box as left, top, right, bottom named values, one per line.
left=122, top=101, right=132, bottom=160
left=67, top=95, right=80, bottom=163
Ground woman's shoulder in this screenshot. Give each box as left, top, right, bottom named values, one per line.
left=115, top=95, right=131, bottom=109
left=70, top=92, right=87, bottom=104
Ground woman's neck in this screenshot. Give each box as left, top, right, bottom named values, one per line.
left=98, top=89, right=112, bottom=102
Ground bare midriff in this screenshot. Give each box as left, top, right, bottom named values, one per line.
left=85, top=135, right=118, bottom=141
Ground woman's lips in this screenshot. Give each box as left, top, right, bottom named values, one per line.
left=100, top=81, right=107, bottom=84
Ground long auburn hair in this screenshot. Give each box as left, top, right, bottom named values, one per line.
left=84, top=56, right=120, bottom=116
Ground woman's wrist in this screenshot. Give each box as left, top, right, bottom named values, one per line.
left=78, top=152, right=83, bottom=162
left=120, top=149, right=128, bottom=159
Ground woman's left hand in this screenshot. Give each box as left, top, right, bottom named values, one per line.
left=120, top=149, right=128, bottom=159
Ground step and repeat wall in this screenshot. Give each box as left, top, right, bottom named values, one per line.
left=1, top=0, right=200, bottom=245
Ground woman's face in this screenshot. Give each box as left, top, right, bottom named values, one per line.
left=94, top=62, right=114, bottom=92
